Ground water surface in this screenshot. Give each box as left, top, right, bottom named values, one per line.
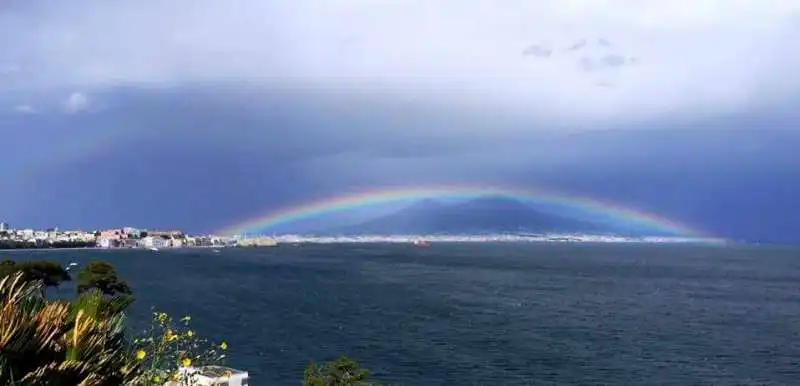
left=10, top=243, right=800, bottom=385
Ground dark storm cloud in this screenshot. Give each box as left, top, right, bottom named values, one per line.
left=0, top=83, right=796, bottom=244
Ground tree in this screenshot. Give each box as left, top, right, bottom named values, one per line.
left=0, top=260, right=72, bottom=291
left=77, top=260, right=132, bottom=296
left=0, top=259, right=16, bottom=277
left=18, top=260, right=72, bottom=289
left=77, top=260, right=135, bottom=317
left=303, top=356, right=380, bottom=386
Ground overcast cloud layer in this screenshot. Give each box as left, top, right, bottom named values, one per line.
left=2, top=0, right=800, bottom=124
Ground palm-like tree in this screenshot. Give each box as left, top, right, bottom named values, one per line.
left=0, top=272, right=137, bottom=385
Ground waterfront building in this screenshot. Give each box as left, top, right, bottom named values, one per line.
left=98, top=237, right=119, bottom=249
left=99, top=230, right=126, bottom=239
left=149, top=230, right=185, bottom=239
left=140, top=235, right=170, bottom=249
left=121, top=238, right=140, bottom=248
left=170, top=237, right=185, bottom=248
left=123, top=227, right=143, bottom=238
left=0, top=222, right=8, bottom=231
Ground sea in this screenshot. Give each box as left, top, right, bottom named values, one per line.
left=7, top=243, right=800, bottom=386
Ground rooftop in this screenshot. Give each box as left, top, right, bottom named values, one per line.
left=195, top=366, right=248, bottom=378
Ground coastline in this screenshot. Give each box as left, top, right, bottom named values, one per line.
left=0, top=245, right=229, bottom=252
left=0, top=234, right=732, bottom=253
left=0, top=247, right=97, bottom=252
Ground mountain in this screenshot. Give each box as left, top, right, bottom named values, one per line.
left=326, top=196, right=610, bottom=235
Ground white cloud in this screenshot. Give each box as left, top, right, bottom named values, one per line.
left=4, top=0, right=800, bottom=124
left=63, top=92, right=90, bottom=114
left=13, top=104, right=37, bottom=114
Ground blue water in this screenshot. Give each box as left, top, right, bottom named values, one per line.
left=10, top=243, right=800, bottom=385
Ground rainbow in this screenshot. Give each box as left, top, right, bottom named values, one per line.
left=217, top=185, right=712, bottom=238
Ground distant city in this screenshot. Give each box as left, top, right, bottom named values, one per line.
left=0, top=221, right=241, bottom=250
left=0, top=221, right=724, bottom=250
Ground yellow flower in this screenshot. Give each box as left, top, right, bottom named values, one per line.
left=166, top=329, right=178, bottom=342
left=153, top=375, right=161, bottom=383
left=220, top=341, right=228, bottom=350
left=157, top=312, right=168, bottom=323
left=182, top=357, right=192, bottom=368
left=136, top=349, right=146, bottom=360
left=186, top=330, right=194, bottom=338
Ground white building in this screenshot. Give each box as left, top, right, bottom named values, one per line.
left=167, top=366, right=249, bottom=386
left=98, top=237, right=118, bottom=249
left=0, top=222, right=8, bottom=231
left=141, top=236, right=169, bottom=249
left=170, top=237, right=185, bottom=248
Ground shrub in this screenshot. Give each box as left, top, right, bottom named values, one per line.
left=304, top=356, right=381, bottom=386
left=125, top=310, right=228, bottom=385
left=0, top=273, right=135, bottom=385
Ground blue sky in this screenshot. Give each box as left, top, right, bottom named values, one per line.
left=1, top=0, right=799, bottom=243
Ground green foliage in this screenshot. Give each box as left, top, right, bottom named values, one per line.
left=0, top=240, right=38, bottom=250
left=77, top=260, right=132, bottom=296
left=0, top=262, right=231, bottom=385
left=0, top=259, right=16, bottom=277
left=76, top=260, right=135, bottom=318
left=126, top=311, right=228, bottom=385
left=0, top=260, right=71, bottom=289
left=101, top=293, right=136, bottom=318
left=0, top=239, right=95, bottom=250
left=303, top=356, right=380, bottom=386
left=0, top=273, right=136, bottom=385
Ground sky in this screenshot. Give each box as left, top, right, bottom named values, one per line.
left=1, top=0, right=799, bottom=243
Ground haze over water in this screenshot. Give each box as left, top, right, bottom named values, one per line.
left=14, top=242, right=800, bottom=385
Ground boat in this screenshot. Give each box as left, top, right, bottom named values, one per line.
left=149, top=247, right=159, bottom=252
left=412, top=239, right=430, bottom=247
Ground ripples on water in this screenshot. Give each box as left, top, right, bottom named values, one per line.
left=13, top=243, right=800, bottom=385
